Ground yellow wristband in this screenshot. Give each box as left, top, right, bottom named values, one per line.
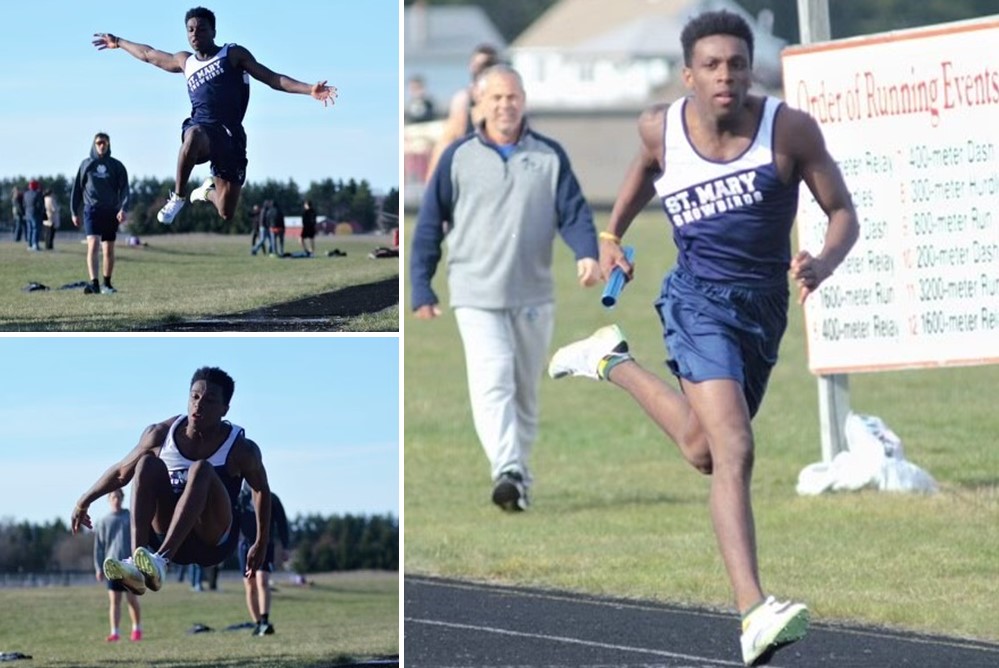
left=599, top=231, right=621, bottom=243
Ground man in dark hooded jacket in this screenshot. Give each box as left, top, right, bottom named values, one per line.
left=71, top=132, right=130, bottom=294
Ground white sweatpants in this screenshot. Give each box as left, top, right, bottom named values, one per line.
left=453, top=304, right=555, bottom=486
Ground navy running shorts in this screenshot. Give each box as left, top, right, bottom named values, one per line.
left=83, top=206, right=119, bottom=242
left=181, top=119, right=248, bottom=185
left=655, top=267, right=788, bottom=418
left=154, top=510, right=240, bottom=567
left=238, top=538, right=276, bottom=575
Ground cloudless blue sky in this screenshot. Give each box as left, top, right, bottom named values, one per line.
left=0, top=336, right=399, bottom=526
left=0, top=0, right=399, bottom=191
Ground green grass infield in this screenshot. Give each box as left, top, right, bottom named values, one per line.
left=0, top=570, right=398, bottom=667
left=0, top=233, right=398, bottom=331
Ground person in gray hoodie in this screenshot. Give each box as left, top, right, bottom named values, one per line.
left=71, top=132, right=129, bottom=294
left=94, top=489, right=143, bottom=642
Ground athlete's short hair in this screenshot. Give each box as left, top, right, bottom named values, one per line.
left=94, top=132, right=110, bottom=143
left=185, top=6, right=216, bottom=31
left=191, top=366, right=235, bottom=404
left=681, top=10, right=754, bottom=66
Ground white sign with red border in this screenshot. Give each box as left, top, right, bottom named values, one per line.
left=782, top=17, right=999, bottom=374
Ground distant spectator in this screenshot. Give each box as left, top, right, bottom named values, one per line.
left=249, top=203, right=261, bottom=251
left=10, top=186, right=25, bottom=243
left=251, top=200, right=273, bottom=256
left=425, top=43, right=500, bottom=180
left=405, top=75, right=436, bottom=124
left=269, top=202, right=285, bottom=257
left=300, top=199, right=317, bottom=256
left=23, top=180, right=45, bottom=252
left=94, top=489, right=143, bottom=642
left=43, top=188, right=61, bottom=250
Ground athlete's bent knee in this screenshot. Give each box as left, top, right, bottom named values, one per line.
left=187, top=459, right=217, bottom=478
left=134, top=452, right=167, bottom=478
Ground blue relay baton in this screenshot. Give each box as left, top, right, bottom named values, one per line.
left=601, top=245, right=635, bottom=309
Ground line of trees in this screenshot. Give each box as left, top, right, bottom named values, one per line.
left=0, top=513, right=398, bottom=575
left=1, top=175, right=399, bottom=237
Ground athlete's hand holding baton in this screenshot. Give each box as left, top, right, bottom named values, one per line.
left=598, top=230, right=635, bottom=309
left=601, top=245, right=635, bottom=308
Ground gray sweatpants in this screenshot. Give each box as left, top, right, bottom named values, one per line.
left=453, top=303, right=555, bottom=487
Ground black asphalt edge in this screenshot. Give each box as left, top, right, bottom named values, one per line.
left=405, top=574, right=999, bottom=654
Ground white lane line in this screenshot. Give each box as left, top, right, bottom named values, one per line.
left=405, top=617, right=749, bottom=667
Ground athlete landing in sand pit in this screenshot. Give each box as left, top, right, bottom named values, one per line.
left=91, top=6, right=337, bottom=224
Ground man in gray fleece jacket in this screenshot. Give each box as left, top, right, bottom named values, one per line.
left=410, top=64, right=600, bottom=512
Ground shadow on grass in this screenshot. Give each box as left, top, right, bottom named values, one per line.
left=147, top=275, right=399, bottom=332
left=245, top=275, right=399, bottom=318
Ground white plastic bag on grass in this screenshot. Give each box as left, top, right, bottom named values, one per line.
left=796, top=412, right=936, bottom=495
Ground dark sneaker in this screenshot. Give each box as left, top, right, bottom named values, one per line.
left=492, top=471, right=529, bottom=512
left=255, top=622, right=275, bottom=636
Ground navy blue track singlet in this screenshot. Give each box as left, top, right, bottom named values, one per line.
left=654, top=96, right=799, bottom=289
left=184, top=43, right=250, bottom=130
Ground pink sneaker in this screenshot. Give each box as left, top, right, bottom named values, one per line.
left=130, top=629, right=142, bottom=642
left=106, top=633, right=120, bottom=642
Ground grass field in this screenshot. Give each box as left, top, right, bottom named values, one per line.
left=403, top=213, right=999, bottom=642
left=0, top=233, right=399, bottom=331
left=0, top=571, right=397, bottom=667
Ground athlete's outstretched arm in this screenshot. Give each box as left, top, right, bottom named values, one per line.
left=231, top=45, right=337, bottom=106
left=92, top=33, right=186, bottom=73
left=71, top=419, right=172, bottom=534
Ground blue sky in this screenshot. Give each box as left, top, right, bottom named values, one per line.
left=0, top=336, right=399, bottom=525
left=0, top=0, right=399, bottom=192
